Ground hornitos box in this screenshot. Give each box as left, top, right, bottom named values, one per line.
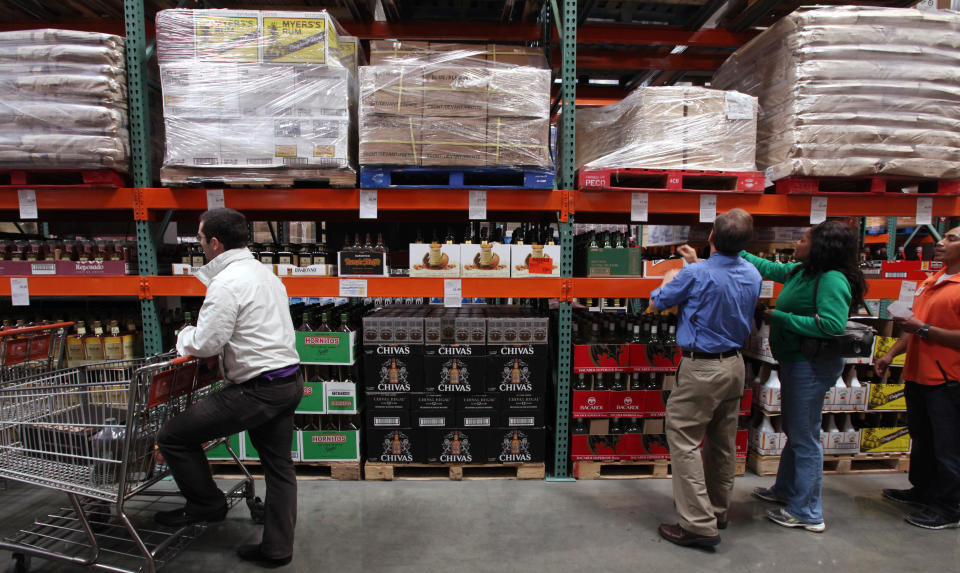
left=296, top=331, right=356, bottom=365
left=297, top=378, right=325, bottom=413
left=243, top=431, right=301, bottom=462
left=300, top=430, right=360, bottom=462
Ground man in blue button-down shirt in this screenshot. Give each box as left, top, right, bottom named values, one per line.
left=650, top=208, right=762, bottom=548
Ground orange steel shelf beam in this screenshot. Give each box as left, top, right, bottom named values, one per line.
left=572, top=191, right=960, bottom=217
left=0, top=188, right=135, bottom=211
left=139, top=188, right=564, bottom=213
left=0, top=276, right=141, bottom=296
left=569, top=277, right=903, bottom=300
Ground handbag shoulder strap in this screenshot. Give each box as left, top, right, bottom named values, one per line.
left=809, top=274, right=830, bottom=336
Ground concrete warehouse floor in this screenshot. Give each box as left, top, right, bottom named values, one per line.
left=1, top=472, right=957, bottom=572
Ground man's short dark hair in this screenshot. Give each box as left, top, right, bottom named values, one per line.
left=200, top=208, right=249, bottom=250
left=712, top=208, right=753, bottom=255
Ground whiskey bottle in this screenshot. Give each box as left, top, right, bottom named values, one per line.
left=85, top=320, right=105, bottom=362
left=103, top=320, right=124, bottom=361
left=67, top=321, right=87, bottom=365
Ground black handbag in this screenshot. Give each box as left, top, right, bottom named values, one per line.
left=797, top=275, right=876, bottom=360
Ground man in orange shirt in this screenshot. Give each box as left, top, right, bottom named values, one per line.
left=877, top=226, right=960, bottom=529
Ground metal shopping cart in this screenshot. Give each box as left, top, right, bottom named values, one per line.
left=0, top=321, right=71, bottom=382
left=0, top=353, right=259, bottom=573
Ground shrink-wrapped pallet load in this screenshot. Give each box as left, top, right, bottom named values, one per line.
left=156, top=9, right=361, bottom=186
left=359, top=42, right=553, bottom=169
left=0, top=29, right=129, bottom=172
left=712, top=6, right=960, bottom=180
left=575, top=86, right=757, bottom=172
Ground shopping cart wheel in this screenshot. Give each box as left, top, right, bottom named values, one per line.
left=246, top=496, right=265, bottom=525
left=7, top=553, right=30, bottom=573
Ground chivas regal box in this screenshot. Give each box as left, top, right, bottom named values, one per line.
left=426, top=428, right=483, bottom=463
left=366, top=428, right=426, bottom=463
left=485, top=427, right=545, bottom=463
left=455, top=393, right=501, bottom=428
left=362, top=344, right=424, bottom=393
left=366, top=393, right=411, bottom=429
left=501, top=393, right=545, bottom=427
left=412, top=393, right=455, bottom=428
left=485, top=344, right=548, bottom=393
left=424, top=344, right=485, bottom=393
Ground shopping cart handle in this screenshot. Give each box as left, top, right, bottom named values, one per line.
left=0, top=321, right=74, bottom=336
left=170, top=355, right=196, bottom=365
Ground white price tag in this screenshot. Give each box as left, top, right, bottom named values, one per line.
left=887, top=300, right=913, bottom=319
left=339, top=278, right=368, bottom=298
left=760, top=280, right=775, bottom=299
left=443, top=279, right=463, bottom=308
left=468, top=191, right=487, bottom=220
left=699, top=194, right=717, bottom=223
left=10, top=277, right=29, bottom=306
left=810, top=196, right=828, bottom=224
left=205, top=188, right=226, bottom=210
left=359, top=190, right=377, bottom=219
left=898, top=280, right=917, bottom=305
left=17, top=189, right=37, bottom=220
left=916, top=197, right=933, bottom=225
left=631, top=192, right=649, bottom=222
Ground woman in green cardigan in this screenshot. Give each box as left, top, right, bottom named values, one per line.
left=742, top=220, right=866, bottom=532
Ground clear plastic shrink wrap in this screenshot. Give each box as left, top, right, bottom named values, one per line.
left=0, top=29, right=129, bottom=172
left=156, top=9, right=361, bottom=184
left=712, top=6, right=960, bottom=180
left=575, top=86, right=758, bottom=172
left=359, top=42, right=554, bottom=169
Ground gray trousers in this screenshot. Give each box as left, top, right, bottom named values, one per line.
left=665, top=354, right=744, bottom=536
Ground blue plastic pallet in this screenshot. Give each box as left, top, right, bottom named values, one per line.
left=360, top=165, right=555, bottom=189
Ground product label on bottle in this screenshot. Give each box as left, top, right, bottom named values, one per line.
left=67, top=339, right=86, bottom=364
left=103, top=337, right=124, bottom=360
left=85, top=340, right=105, bottom=361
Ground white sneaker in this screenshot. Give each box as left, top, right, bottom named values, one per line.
left=766, top=507, right=826, bottom=533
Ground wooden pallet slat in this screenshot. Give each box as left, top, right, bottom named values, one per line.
left=161, top=166, right=357, bottom=188
left=573, top=458, right=746, bottom=480
left=210, top=460, right=362, bottom=481
left=774, top=175, right=960, bottom=196
left=747, top=450, right=910, bottom=476
left=363, top=462, right=545, bottom=481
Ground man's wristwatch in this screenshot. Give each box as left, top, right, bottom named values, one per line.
left=917, top=323, right=932, bottom=339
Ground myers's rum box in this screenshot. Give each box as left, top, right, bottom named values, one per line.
left=485, top=344, right=548, bottom=393
left=366, top=428, right=426, bottom=463
left=409, top=243, right=461, bottom=277
left=510, top=244, right=560, bottom=277
left=461, top=243, right=511, bottom=277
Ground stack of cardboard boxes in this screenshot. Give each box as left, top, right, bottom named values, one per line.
left=156, top=9, right=360, bottom=183
left=363, top=306, right=547, bottom=464
left=359, top=42, right=552, bottom=169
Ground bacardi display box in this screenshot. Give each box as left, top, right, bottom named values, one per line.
left=456, top=393, right=501, bottom=428
left=485, top=344, right=548, bottom=393
left=628, top=344, right=682, bottom=372
left=242, top=432, right=301, bottom=462
left=573, top=344, right=631, bottom=372
left=860, top=426, right=911, bottom=454
left=572, top=390, right=610, bottom=417
left=606, top=391, right=647, bottom=418
left=362, top=345, right=424, bottom=392
left=296, top=331, right=356, bottom=365
left=367, top=428, right=426, bottom=463
left=867, top=383, right=906, bottom=411
left=299, top=430, right=360, bottom=462
left=424, top=345, right=485, bottom=393
left=645, top=390, right=673, bottom=417
left=367, top=393, right=411, bottom=429
left=426, top=428, right=483, bottom=463
left=486, top=427, right=545, bottom=463
left=412, top=393, right=455, bottom=428
left=501, top=393, right=545, bottom=427
left=297, top=379, right=326, bottom=414
left=206, top=433, right=242, bottom=460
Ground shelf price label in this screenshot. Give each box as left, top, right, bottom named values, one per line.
left=469, top=190, right=487, bottom=220
left=17, top=189, right=37, bottom=220
left=443, top=279, right=462, bottom=308
left=760, top=280, right=775, bottom=299
left=206, top=188, right=226, bottom=210
left=339, top=278, right=367, bottom=298
left=359, top=190, right=377, bottom=219
left=898, top=280, right=918, bottom=305
left=916, top=197, right=933, bottom=225
left=631, top=192, right=648, bottom=222
left=810, top=197, right=827, bottom=224
left=10, top=278, right=29, bottom=306
left=699, top=194, right=717, bottom=223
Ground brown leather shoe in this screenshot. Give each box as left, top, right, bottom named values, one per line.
left=658, top=523, right=721, bottom=547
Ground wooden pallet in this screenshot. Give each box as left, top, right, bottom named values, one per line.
left=577, top=167, right=764, bottom=193
left=574, top=458, right=747, bottom=480
left=774, top=175, right=960, bottom=195
left=0, top=169, right=125, bottom=188
left=360, top=165, right=555, bottom=189
left=363, top=462, right=545, bottom=481
left=748, top=451, right=910, bottom=477
left=209, top=460, right=361, bottom=481
left=161, top=166, right=357, bottom=188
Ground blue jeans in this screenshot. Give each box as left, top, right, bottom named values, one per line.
left=771, top=357, right=844, bottom=522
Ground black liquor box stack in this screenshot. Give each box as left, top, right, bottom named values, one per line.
left=363, top=306, right=547, bottom=464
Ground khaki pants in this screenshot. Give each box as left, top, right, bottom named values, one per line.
left=665, top=354, right=744, bottom=536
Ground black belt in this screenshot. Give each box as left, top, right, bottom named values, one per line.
left=681, top=349, right=741, bottom=360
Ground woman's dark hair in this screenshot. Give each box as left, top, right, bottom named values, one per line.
left=794, top=219, right=868, bottom=314
left=199, top=208, right=249, bottom=250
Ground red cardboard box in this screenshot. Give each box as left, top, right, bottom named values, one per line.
left=627, top=433, right=671, bottom=460
left=740, top=388, right=753, bottom=417
left=881, top=260, right=944, bottom=280
left=572, top=390, right=610, bottom=418
left=646, top=390, right=672, bottom=416
left=607, top=390, right=647, bottom=418
left=571, top=433, right=632, bottom=461
left=628, top=343, right=682, bottom=372
left=573, top=344, right=630, bottom=373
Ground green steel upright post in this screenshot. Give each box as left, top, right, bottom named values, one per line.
left=125, top=0, right=163, bottom=355
left=886, top=217, right=897, bottom=261
left=548, top=0, right=577, bottom=481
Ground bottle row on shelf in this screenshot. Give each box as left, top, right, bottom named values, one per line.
left=749, top=411, right=910, bottom=456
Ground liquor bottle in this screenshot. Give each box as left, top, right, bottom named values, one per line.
left=259, top=244, right=275, bottom=265
left=847, top=367, right=861, bottom=388
left=593, top=373, right=608, bottom=391
left=625, top=418, right=641, bottom=434
left=510, top=358, right=522, bottom=385
left=85, top=320, right=106, bottom=362
left=342, top=234, right=353, bottom=253
left=649, top=323, right=661, bottom=345
left=449, top=359, right=461, bottom=385
left=339, top=312, right=353, bottom=333
left=574, top=373, right=588, bottom=390
left=664, top=323, right=677, bottom=347
left=629, top=372, right=640, bottom=391
left=277, top=244, right=295, bottom=266
left=463, top=223, right=473, bottom=245
left=510, top=430, right=521, bottom=455
left=298, top=244, right=314, bottom=267
left=630, top=324, right=643, bottom=344
left=67, top=321, right=88, bottom=365
left=444, top=226, right=455, bottom=244
left=103, top=320, right=124, bottom=361
left=840, top=414, right=856, bottom=433
left=375, top=233, right=386, bottom=254
left=759, top=414, right=775, bottom=434
left=763, top=367, right=781, bottom=390
left=122, top=318, right=140, bottom=359
left=572, top=418, right=589, bottom=434
left=609, top=372, right=625, bottom=391
left=609, top=418, right=623, bottom=434
left=825, top=414, right=840, bottom=434
left=297, top=312, right=314, bottom=332
left=318, top=312, right=332, bottom=332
